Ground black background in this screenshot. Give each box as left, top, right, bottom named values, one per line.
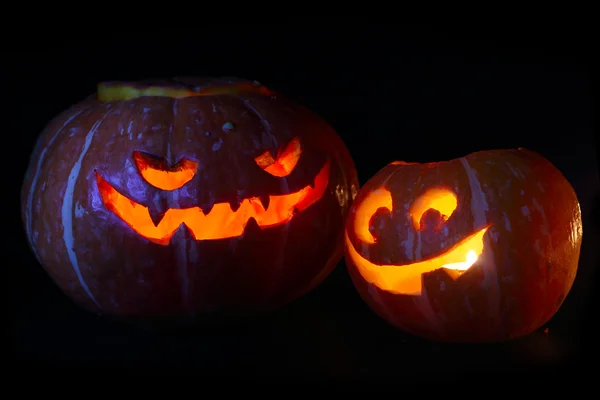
left=7, top=22, right=599, bottom=386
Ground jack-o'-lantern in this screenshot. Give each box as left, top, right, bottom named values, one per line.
left=344, top=148, right=582, bottom=342
left=21, top=77, right=358, bottom=318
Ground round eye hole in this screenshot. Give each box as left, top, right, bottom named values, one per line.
left=254, top=137, right=301, bottom=177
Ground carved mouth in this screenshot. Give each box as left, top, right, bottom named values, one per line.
left=95, top=160, right=330, bottom=245
left=345, top=226, right=489, bottom=296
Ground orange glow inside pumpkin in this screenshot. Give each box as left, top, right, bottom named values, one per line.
left=254, top=137, right=301, bottom=177
left=132, top=151, right=199, bottom=191
left=95, top=160, right=330, bottom=244
left=348, top=186, right=489, bottom=295
left=408, top=187, right=458, bottom=230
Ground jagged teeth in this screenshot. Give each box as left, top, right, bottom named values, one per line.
left=228, top=198, right=242, bottom=212
left=147, top=199, right=168, bottom=227
left=148, top=209, right=167, bottom=227
left=199, top=199, right=215, bottom=215
left=243, top=217, right=262, bottom=236
left=258, top=195, right=270, bottom=210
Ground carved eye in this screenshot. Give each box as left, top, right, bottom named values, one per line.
left=254, top=137, right=301, bottom=177
left=132, top=151, right=199, bottom=191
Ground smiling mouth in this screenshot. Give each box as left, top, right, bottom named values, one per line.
left=345, top=226, right=489, bottom=296
left=95, top=161, right=330, bottom=244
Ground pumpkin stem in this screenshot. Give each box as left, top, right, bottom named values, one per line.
left=97, top=79, right=273, bottom=102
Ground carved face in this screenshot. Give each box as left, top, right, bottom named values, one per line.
left=346, top=186, right=489, bottom=295
left=96, top=137, right=330, bottom=245
left=21, top=78, right=359, bottom=318
left=344, top=149, right=582, bottom=342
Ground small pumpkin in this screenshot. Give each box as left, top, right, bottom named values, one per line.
left=21, top=77, right=358, bottom=317
left=344, top=148, right=582, bottom=342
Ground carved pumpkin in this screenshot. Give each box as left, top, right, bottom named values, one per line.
left=21, top=77, right=358, bottom=317
left=344, top=149, right=582, bottom=342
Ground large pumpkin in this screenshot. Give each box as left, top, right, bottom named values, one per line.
left=21, top=77, right=358, bottom=317
left=344, top=148, right=582, bottom=342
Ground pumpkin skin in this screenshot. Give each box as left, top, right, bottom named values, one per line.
left=21, top=77, right=358, bottom=318
left=344, top=148, right=582, bottom=342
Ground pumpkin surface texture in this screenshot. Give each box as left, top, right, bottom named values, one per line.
left=21, top=77, right=358, bottom=318
left=344, top=149, right=582, bottom=342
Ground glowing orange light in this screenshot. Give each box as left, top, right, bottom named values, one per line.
left=348, top=186, right=489, bottom=295
left=409, top=187, right=457, bottom=231
left=254, top=137, right=302, bottom=177
left=132, top=151, right=198, bottom=191
left=353, top=188, right=393, bottom=244
left=95, top=161, right=330, bottom=245
left=346, top=228, right=487, bottom=295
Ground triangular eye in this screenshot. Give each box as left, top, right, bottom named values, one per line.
left=254, top=137, right=301, bottom=177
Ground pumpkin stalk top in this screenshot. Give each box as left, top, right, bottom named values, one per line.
left=97, top=78, right=273, bottom=102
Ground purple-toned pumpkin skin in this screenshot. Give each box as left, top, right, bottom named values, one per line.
left=21, top=78, right=358, bottom=317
